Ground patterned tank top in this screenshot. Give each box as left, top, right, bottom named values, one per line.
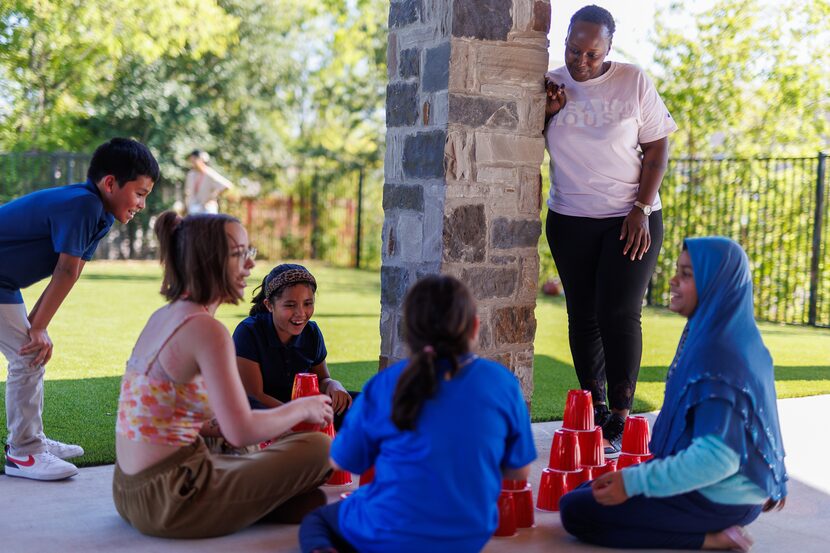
left=116, top=312, right=214, bottom=446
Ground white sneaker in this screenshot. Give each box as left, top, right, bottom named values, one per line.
left=44, top=438, right=84, bottom=460
left=5, top=450, right=79, bottom=481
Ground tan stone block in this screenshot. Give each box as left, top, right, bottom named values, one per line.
left=518, top=166, right=543, bottom=215
left=448, top=39, right=472, bottom=92
left=513, top=346, right=535, bottom=401
left=476, top=44, right=549, bottom=86
left=477, top=166, right=517, bottom=185
left=518, top=254, right=541, bottom=302
left=480, top=84, right=524, bottom=99
left=474, top=132, right=545, bottom=165
left=513, top=0, right=533, bottom=32
left=523, top=96, right=547, bottom=134
left=446, top=129, right=474, bottom=181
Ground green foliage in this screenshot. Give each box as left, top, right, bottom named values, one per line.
left=652, top=0, right=830, bottom=157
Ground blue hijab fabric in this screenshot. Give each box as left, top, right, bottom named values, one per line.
left=649, top=237, right=787, bottom=500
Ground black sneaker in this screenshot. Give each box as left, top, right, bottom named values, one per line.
left=602, top=413, right=625, bottom=460
left=593, top=404, right=611, bottom=428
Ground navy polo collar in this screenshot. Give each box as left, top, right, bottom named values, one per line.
left=259, top=311, right=298, bottom=350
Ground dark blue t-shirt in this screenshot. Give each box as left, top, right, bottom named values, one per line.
left=332, top=356, right=537, bottom=553
left=232, top=312, right=327, bottom=402
left=0, top=180, right=114, bottom=304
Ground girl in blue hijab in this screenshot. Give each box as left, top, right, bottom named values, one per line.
left=560, top=237, right=787, bottom=551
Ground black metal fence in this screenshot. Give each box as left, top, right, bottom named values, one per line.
left=649, top=153, right=829, bottom=327
left=3, top=151, right=828, bottom=326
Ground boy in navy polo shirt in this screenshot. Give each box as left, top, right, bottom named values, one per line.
left=0, top=137, right=159, bottom=481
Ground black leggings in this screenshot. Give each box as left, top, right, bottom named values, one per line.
left=546, top=210, right=663, bottom=410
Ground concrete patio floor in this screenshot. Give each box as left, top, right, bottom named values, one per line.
left=1, top=395, right=827, bottom=553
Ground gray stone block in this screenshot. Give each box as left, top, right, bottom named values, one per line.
left=399, top=47, right=420, bottom=79
left=403, top=130, right=447, bottom=179
left=443, top=204, right=486, bottom=262
left=452, top=0, right=512, bottom=41
left=387, top=82, right=419, bottom=127
left=383, top=183, right=425, bottom=212
left=491, top=217, right=541, bottom=249
left=389, top=0, right=421, bottom=29
left=423, top=42, right=451, bottom=93
left=448, top=95, right=518, bottom=129
left=381, top=266, right=410, bottom=306
left=462, top=267, right=518, bottom=299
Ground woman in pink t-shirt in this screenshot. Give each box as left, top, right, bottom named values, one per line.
left=543, top=5, right=677, bottom=458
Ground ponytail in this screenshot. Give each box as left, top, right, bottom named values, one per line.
left=249, top=277, right=270, bottom=316
left=154, top=211, right=184, bottom=299
left=391, top=275, right=476, bottom=431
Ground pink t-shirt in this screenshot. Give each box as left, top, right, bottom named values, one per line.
left=544, top=62, right=678, bottom=218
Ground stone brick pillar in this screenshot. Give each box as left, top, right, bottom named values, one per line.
left=381, top=0, right=551, bottom=403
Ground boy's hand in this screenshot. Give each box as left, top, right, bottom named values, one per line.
left=19, top=328, right=53, bottom=367
left=591, top=471, right=629, bottom=505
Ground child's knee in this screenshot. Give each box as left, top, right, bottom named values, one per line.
left=558, top=491, right=589, bottom=538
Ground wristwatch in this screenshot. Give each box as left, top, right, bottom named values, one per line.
left=633, top=201, right=653, bottom=216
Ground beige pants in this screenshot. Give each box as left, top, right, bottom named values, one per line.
left=0, top=302, right=46, bottom=455
left=113, top=433, right=332, bottom=538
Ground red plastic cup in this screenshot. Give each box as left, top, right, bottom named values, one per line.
left=577, top=426, right=605, bottom=467
left=291, top=373, right=320, bottom=400
left=502, top=479, right=528, bottom=491
left=536, top=468, right=570, bottom=512
left=563, top=389, right=594, bottom=431
left=621, top=416, right=651, bottom=455
left=584, top=459, right=617, bottom=480
left=494, top=490, right=517, bottom=537
left=513, top=485, right=535, bottom=528
left=548, top=429, right=581, bottom=471
left=359, top=466, right=375, bottom=487
left=566, top=467, right=589, bottom=489
left=326, top=469, right=353, bottom=486
left=616, top=452, right=653, bottom=469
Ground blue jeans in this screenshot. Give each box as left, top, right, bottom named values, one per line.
left=559, top=484, right=762, bottom=549
left=299, top=500, right=357, bottom=553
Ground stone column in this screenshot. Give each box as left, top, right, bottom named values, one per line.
left=381, top=0, right=551, bottom=403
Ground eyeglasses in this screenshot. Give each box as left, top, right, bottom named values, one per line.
left=230, top=247, right=257, bottom=264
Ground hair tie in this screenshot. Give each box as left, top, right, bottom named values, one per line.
left=423, top=345, right=435, bottom=355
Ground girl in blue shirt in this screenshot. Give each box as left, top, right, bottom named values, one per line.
left=298, top=275, right=537, bottom=553
left=560, top=237, right=788, bottom=551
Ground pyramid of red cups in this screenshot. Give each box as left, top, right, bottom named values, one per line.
left=493, top=389, right=653, bottom=537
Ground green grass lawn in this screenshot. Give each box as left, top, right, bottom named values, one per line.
left=2, top=260, right=829, bottom=467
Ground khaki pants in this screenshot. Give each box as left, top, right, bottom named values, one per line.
left=113, top=433, right=332, bottom=538
left=0, top=302, right=46, bottom=455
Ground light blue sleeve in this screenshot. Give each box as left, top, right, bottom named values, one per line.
left=622, top=434, right=739, bottom=498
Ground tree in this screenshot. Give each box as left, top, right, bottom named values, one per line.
left=651, top=0, right=830, bottom=157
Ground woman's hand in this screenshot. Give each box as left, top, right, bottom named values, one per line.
left=294, top=394, right=334, bottom=427
left=325, top=380, right=353, bottom=415
left=620, top=207, right=651, bottom=261
left=545, top=77, right=567, bottom=119
left=591, top=471, right=629, bottom=505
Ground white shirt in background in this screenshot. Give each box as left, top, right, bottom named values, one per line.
left=185, top=166, right=233, bottom=214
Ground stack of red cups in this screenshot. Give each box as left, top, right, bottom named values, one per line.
left=616, top=416, right=654, bottom=468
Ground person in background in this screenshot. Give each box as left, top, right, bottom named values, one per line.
left=184, top=149, right=233, bottom=214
